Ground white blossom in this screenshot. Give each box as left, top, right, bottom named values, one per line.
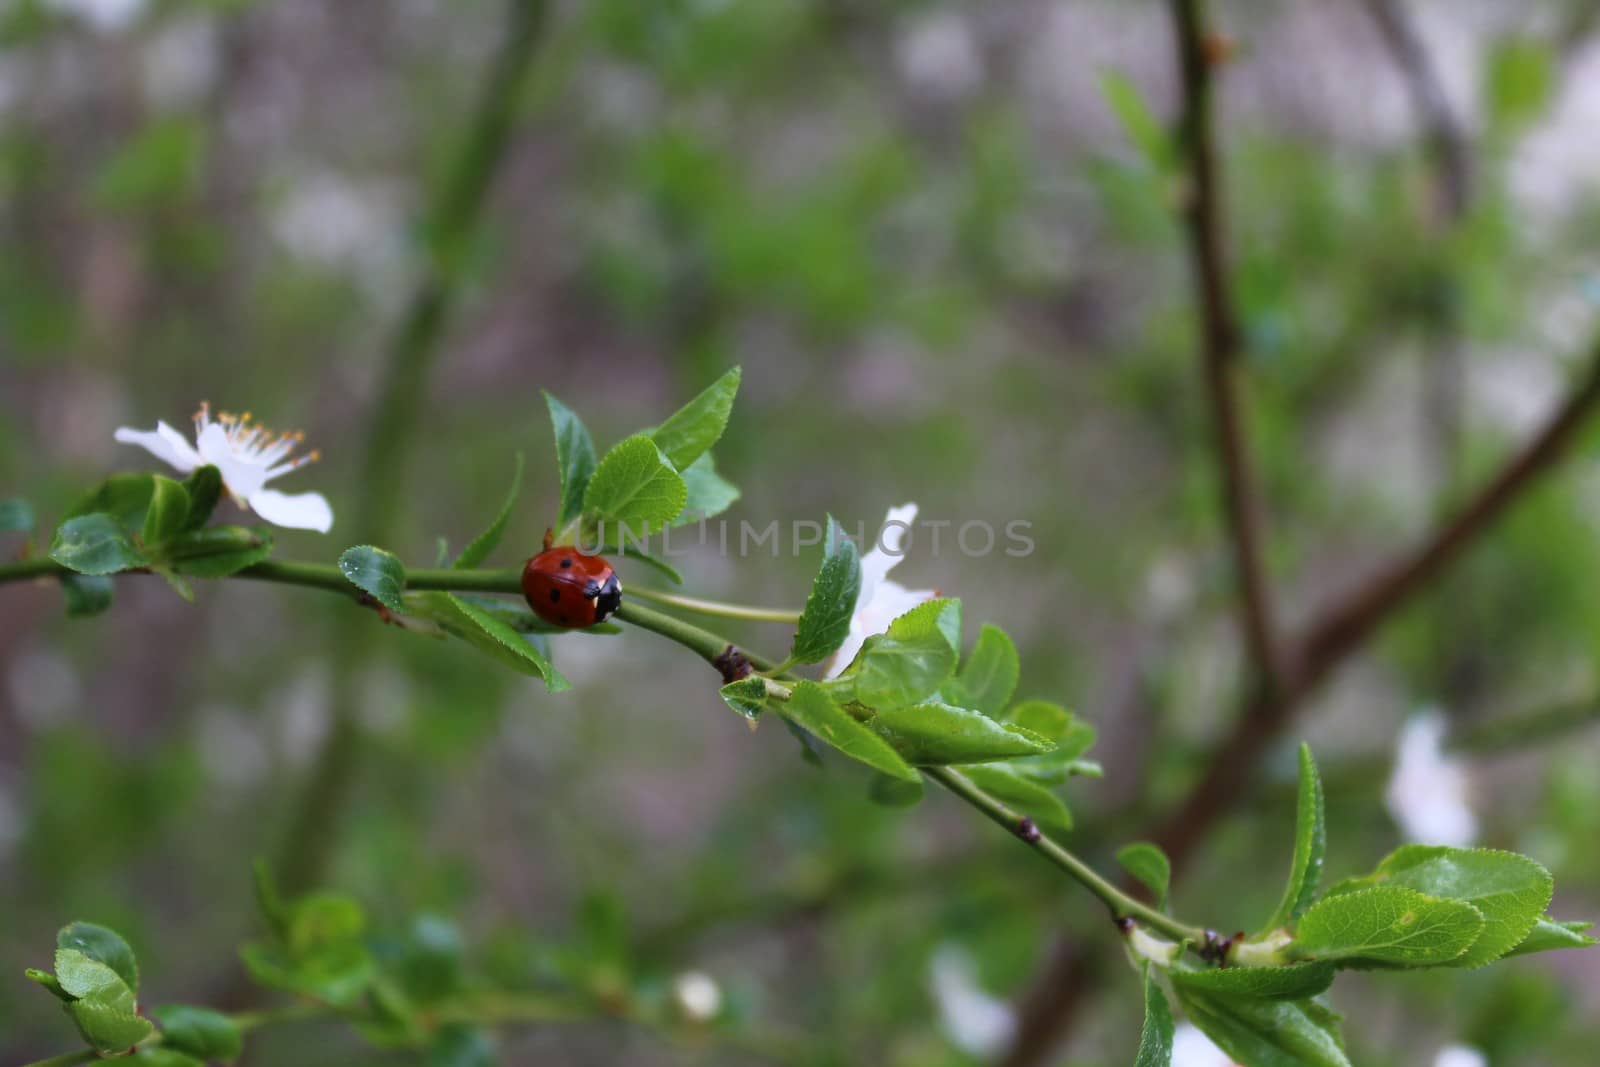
left=928, top=946, right=1015, bottom=1057
left=115, top=403, right=333, bottom=532
left=1434, top=1045, right=1488, bottom=1067
left=822, top=503, right=938, bottom=678
left=1385, top=710, right=1477, bottom=847
left=671, top=971, right=722, bottom=1023
left=1171, top=1023, right=1238, bottom=1067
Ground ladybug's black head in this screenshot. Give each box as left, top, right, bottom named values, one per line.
left=593, top=573, right=622, bottom=623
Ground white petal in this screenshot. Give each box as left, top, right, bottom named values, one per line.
left=1172, top=1023, right=1237, bottom=1067
left=860, top=502, right=919, bottom=605
left=1434, top=1047, right=1488, bottom=1067
left=929, top=947, right=1015, bottom=1058
left=197, top=422, right=268, bottom=499
left=113, top=421, right=201, bottom=473
left=248, top=489, right=333, bottom=532
left=1385, top=712, right=1477, bottom=847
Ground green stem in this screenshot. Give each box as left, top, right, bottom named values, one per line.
left=924, top=766, right=1207, bottom=945
left=613, top=601, right=783, bottom=674
left=0, top=556, right=61, bottom=583
left=626, top=585, right=802, bottom=623
left=0, top=552, right=1214, bottom=952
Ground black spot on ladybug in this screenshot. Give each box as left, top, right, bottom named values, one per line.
left=560, top=558, right=572, bottom=568
left=549, top=589, right=560, bottom=602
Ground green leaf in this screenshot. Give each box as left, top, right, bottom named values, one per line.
left=1101, top=71, right=1172, bottom=170
left=59, top=573, right=114, bottom=616
left=1486, top=35, right=1553, bottom=136
left=453, top=453, right=523, bottom=569
left=1290, top=886, right=1485, bottom=967
left=252, top=858, right=289, bottom=939
left=1002, top=701, right=1100, bottom=784
left=69, top=996, right=157, bottom=1053
left=50, top=513, right=148, bottom=575
left=720, top=677, right=770, bottom=721
left=289, top=892, right=365, bottom=957
left=451, top=594, right=620, bottom=636
left=134, top=1049, right=206, bottom=1067
left=832, top=598, right=962, bottom=708
left=179, top=466, right=222, bottom=532
left=141, top=475, right=190, bottom=547
left=1171, top=962, right=1336, bottom=1001
left=338, top=545, right=407, bottom=611
left=649, top=366, right=741, bottom=470
left=790, top=516, right=861, bottom=664
left=956, top=763, right=1072, bottom=834
left=54, top=948, right=136, bottom=1010
left=1135, top=968, right=1175, bottom=1067
left=1173, top=988, right=1350, bottom=1067
left=67, top=473, right=154, bottom=530
left=58, top=923, right=139, bottom=993
left=545, top=392, right=599, bottom=530
left=955, top=625, right=1019, bottom=718
left=867, top=772, right=925, bottom=807
left=583, top=435, right=688, bottom=536
left=592, top=541, right=684, bottom=584
left=26, top=967, right=71, bottom=1001
left=674, top=451, right=740, bottom=524
left=152, top=1004, right=243, bottom=1061
left=0, top=496, right=35, bottom=532
left=783, top=680, right=919, bottom=782
left=1265, top=743, right=1326, bottom=932
left=1117, top=842, right=1171, bottom=908
left=403, top=592, right=570, bottom=692
left=169, top=526, right=274, bottom=577
left=1324, top=846, right=1552, bottom=968
left=1502, top=917, right=1598, bottom=959
left=869, top=703, right=1051, bottom=764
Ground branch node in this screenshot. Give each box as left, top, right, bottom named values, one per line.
left=713, top=644, right=754, bottom=684
left=1015, top=816, right=1042, bottom=844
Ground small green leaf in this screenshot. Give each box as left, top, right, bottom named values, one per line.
left=1118, top=843, right=1172, bottom=908
left=1173, top=988, right=1350, bottom=1067
left=170, top=526, right=274, bottom=577
left=69, top=996, right=156, bottom=1053
left=790, top=517, right=861, bottom=665
left=674, top=452, right=740, bottom=524
left=1265, top=743, right=1326, bottom=932
left=252, top=859, right=289, bottom=939
left=67, top=473, right=155, bottom=530
left=58, top=922, right=139, bottom=993
left=50, top=513, right=148, bottom=575
left=453, top=453, right=523, bottom=569
left=720, top=677, right=770, bottom=721
left=1101, top=71, right=1172, bottom=170
left=1485, top=36, right=1554, bottom=136
left=1171, top=962, right=1335, bottom=1001
left=403, top=592, right=570, bottom=692
left=1003, top=702, right=1099, bottom=784
left=0, top=496, right=35, bottom=532
left=1324, top=846, right=1552, bottom=968
left=869, top=703, right=1051, bottom=764
left=868, top=772, right=925, bottom=807
left=141, top=475, right=190, bottom=547
left=956, top=763, right=1071, bottom=834
left=338, top=545, right=406, bottom=611
left=649, top=366, right=741, bottom=470
left=1502, top=917, right=1598, bottom=958
left=26, top=967, right=71, bottom=1001
left=59, top=573, right=114, bottom=616
left=544, top=392, right=599, bottom=531
left=54, top=949, right=136, bottom=1008
left=831, top=598, right=962, bottom=708
left=1135, top=967, right=1175, bottom=1067
left=955, top=625, right=1019, bottom=718
left=152, top=1004, right=243, bottom=1061
left=179, top=466, right=222, bottom=532
left=1290, top=886, right=1484, bottom=967
left=289, top=892, right=366, bottom=957
left=583, top=435, right=688, bottom=536
left=783, top=680, right=919, bottom=782
left=451, top=594, right=620, bottom=636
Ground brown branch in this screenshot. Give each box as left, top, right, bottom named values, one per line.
left=1170, top=0, right=1285, bottom=697
left=1361, top=0, right=1471, bottom=221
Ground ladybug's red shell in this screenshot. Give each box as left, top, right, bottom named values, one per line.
left=521, top=546, right=621, bottom=628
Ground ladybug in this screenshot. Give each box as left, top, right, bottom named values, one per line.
left=521, top=531, right=622, bottom=629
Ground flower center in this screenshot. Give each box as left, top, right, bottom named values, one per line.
left=195, top=401, right=321, bottom=479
